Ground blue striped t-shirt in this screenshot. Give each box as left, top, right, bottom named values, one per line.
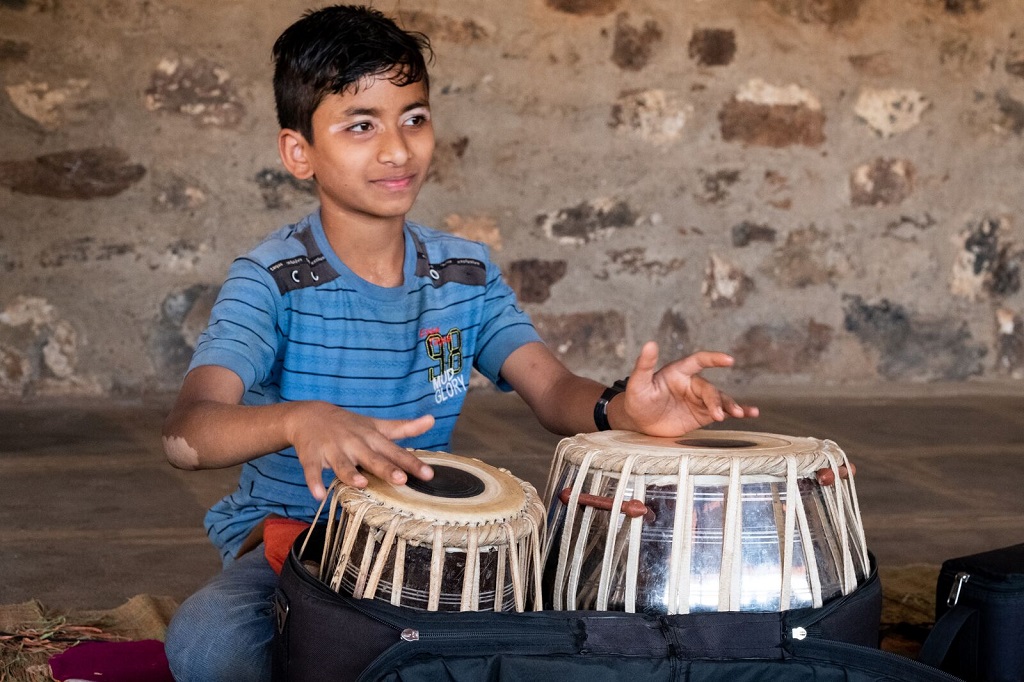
left=188, top=210, right=541, bottom=562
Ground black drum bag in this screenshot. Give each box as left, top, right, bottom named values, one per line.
left=919, top=542, right=1024, bottom=681
left=272, top=525, right=963, bottom=682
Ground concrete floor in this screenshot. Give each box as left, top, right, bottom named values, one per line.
left=1, top=388, right=1023, bottom=611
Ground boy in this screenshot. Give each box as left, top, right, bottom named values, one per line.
left=162, top=5, right=757, bottom=680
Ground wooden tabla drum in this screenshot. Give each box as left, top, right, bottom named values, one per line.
left=541, top=430, right=869, bottom=614
left=310, top=451, right=546, bottom=612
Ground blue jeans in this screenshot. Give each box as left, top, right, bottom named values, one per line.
left=165, top=546, right=278, bottom=681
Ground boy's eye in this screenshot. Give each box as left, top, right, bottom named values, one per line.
left=348, top=121, right=373, bottom=133
left=404, top=114, right=430, bottom=127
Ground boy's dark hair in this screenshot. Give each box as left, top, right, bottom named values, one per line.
left=272, top=4, right=432, bottom=143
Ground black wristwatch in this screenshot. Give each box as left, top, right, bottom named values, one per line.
left=593, top=377, right=629, bottom=431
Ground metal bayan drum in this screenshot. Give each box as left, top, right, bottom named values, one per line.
left=307, top=451, right=546, bottom=612
left=542, top=430, right=869, bottom=614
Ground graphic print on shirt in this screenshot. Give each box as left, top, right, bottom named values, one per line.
left=423, top=327, right=466, bottom=404
left=266, top=227, right=340, bottom=294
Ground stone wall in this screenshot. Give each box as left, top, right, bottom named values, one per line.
left=1, top=0, right=1022, bottom=399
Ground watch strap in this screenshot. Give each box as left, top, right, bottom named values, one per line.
left=593, top=377, right=628, bottom=431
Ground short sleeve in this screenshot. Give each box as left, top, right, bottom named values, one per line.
left=473, top=259, right=542, bottom=390
left=187, top=257, right=282, bottom=391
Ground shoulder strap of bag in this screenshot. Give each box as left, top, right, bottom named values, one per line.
left=918, top=604, right=977, bottom=668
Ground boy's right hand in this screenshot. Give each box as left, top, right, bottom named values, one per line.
left=285, top=402, right=435, bottom=501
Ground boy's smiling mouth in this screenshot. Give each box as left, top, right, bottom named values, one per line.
left=373, top=174, right=416, bottom=191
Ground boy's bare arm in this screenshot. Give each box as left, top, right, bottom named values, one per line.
left=162, top=365, right=435, bottom=500
left=499, top=341, right=758, bottom=438
left=496, top=343, right=606, bottom=436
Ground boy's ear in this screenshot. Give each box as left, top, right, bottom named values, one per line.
left=278, top=129, right=315, bottom=180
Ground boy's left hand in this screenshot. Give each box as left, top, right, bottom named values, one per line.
left=614, top=342, right=758, bottom=437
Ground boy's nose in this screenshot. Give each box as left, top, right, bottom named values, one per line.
left=377, top=129, right=410, bottom=165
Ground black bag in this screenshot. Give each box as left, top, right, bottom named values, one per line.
left=273, top=525, right=960, bottom=682
left=919, top=542, right=1024, bottom=681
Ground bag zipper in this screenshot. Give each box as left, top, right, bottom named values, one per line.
left=946, top=571, right=970, bottom=607
left=326, top=578, right=570, bottom=644
left=941, top=562, right=1024, bottom=589
left=341, top=592, right=567, bottom=644
left=789, top=631, right=964, bottom=681
left=941, top=567, right=1024, bottom=596
left=784, top=565, right=960, bottom=679
left=356, top=615, right=573, bottom=682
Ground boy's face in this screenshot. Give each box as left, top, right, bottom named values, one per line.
left=291, top=73, right=434, bottom=226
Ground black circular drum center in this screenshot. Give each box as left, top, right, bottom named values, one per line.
left=676, top=437, right=758, bottom=449
left=406, top=465, right=486, bottom=498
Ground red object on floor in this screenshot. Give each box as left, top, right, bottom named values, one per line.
left=265, top=517, right=312, bottom=575
left=49, top=639, right=174, bottom=682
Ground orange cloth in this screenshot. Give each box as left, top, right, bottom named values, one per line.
left=263, top=518, right=312, bottom=575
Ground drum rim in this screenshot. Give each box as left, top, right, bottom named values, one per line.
left=555, top=429, right=839, bottom=476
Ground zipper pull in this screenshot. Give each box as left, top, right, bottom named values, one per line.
left=401, top=628, right=420, bottom=642
left=947, top=571, right=970, bottom=607
left=791, top=627, right=807, bottom=641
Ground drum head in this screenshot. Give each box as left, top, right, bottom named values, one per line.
left=558, top=430, right=833, bottom=476
left=359, top=451, right=528, bottom=524
left=599, top=429, right=809, bottom=452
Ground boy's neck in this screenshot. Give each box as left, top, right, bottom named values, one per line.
left=319, top=208, right=407, bottom=288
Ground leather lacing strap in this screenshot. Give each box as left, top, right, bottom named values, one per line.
left=780, top=456, right=798, bottom=610
left=623, top=473, right=646, bottom=612
left=390, top=539, right=407, bottom=607
left=428, top=525, right=445, bottom=611
left=493, top=544, right=507, bottom=612
left=719, top=457, right=744, bottom=611
left=461, top=526, right=480, bottom=611
left=666, top=454, right=692, bottom=614
left=596, top=454, right=638, bottom=611
left=328, top=501, right=372, bottom=592
left=554, top=449, right=598, bottom=610
left=504, top=522, right=525, bottom=612
left=360, top=515, right=402, bottom=599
